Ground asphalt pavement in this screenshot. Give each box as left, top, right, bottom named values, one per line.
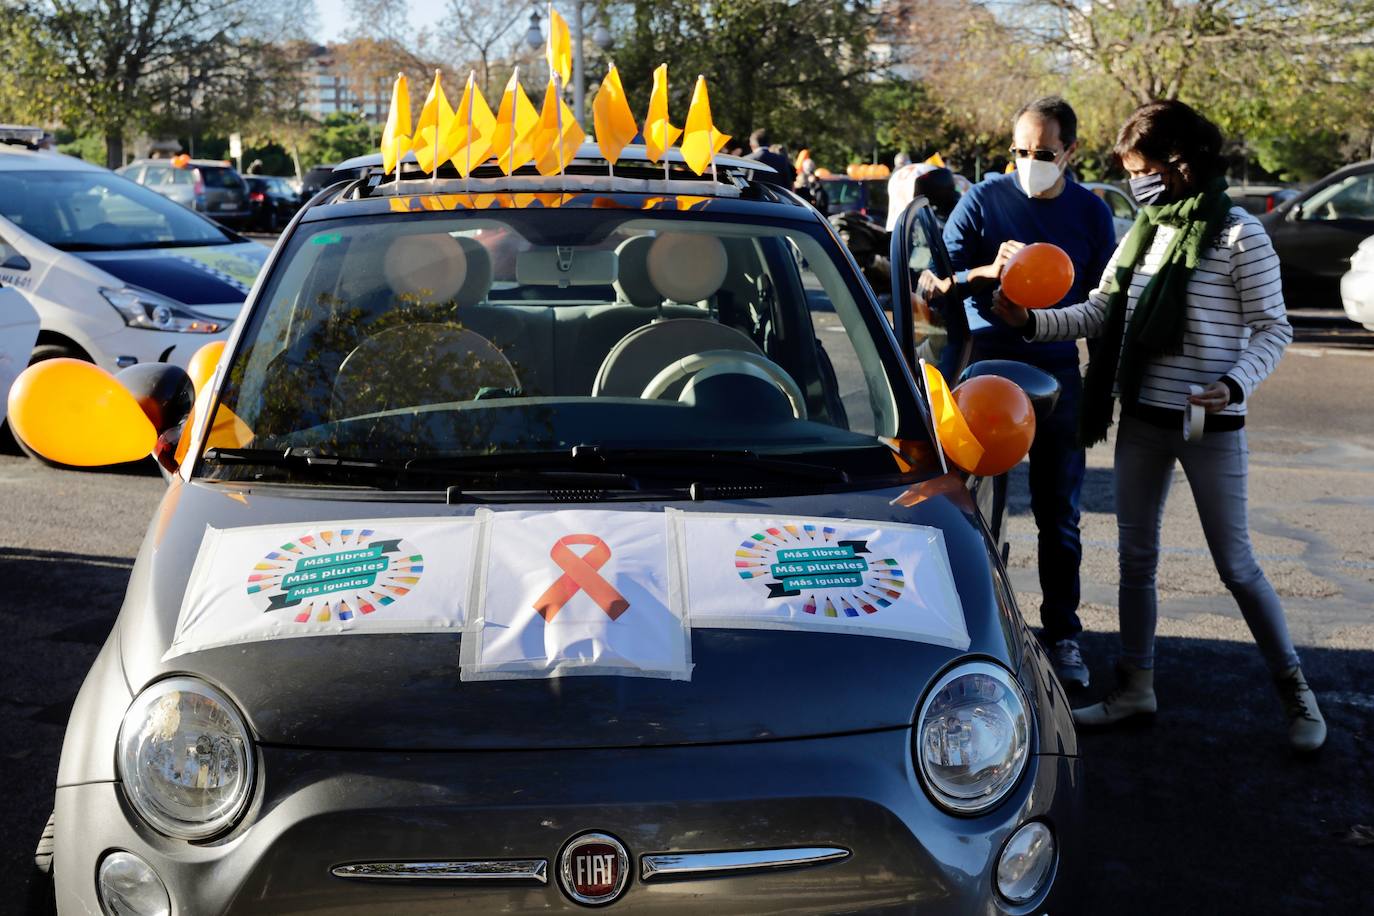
left=1, top=341, right=1371, bottom=913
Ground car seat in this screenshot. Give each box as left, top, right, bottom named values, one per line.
left=591, top=233, right=763, bottom=398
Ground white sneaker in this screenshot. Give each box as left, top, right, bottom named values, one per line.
left=1050, top=638, right=1090, bottom=689
left=1073, top=661, right=1156, bottom=727
left=1274, top=666, right=1326, bottom=752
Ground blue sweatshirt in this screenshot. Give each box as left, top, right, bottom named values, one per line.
left=943, top=172, right=1116, bottom=368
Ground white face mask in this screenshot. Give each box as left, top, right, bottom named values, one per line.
left=1015, top=156, right=1063, bottom=197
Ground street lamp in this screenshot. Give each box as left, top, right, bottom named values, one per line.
left=522, top=2, right=611, bottom=128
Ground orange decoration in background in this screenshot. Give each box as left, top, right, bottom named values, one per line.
left=186, top=340, right=225, bottom=397
left=1001, top=242, right=1075, bottom=309
left=951, top=375, right=1037, bottom=477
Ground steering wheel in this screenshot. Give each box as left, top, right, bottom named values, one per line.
left=641, top=349, right=808, bottom=419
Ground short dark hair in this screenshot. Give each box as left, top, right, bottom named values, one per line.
left=1013, top=96, right=1078, bottom=146
left=1113, top=99, right=1225, bottom=191
left=750, top=128, right=769, bottom=147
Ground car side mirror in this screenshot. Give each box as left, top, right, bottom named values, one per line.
left=6, top=358, right=191, bottom=472
left=959, top=359, right=1061, bottom=424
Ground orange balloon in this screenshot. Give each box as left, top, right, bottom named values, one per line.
left=6, top=358, right=157, bottom=465
left=952, top=375, right=1036, bottom=477
left=186, top=340, right=225, bottom=398
left=1002, top=242, right=1074, bottom=309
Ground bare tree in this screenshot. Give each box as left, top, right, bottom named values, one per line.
left=444, top=0, right=528, bottom=97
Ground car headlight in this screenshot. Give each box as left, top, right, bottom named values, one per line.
left=915, top=661, right=1030, bottom=814
left=100, top=287, right=223, bottom=334
left=117, top=677, right=254, bottom=839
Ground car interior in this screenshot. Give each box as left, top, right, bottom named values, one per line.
left=228, top=208, right=900, bottom=458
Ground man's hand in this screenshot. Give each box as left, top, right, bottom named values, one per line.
left=970, top=240, right=1026, bottom=283
left=915, top=269, right=953, bottom=303
left=990, top=286, right=1030, bottom=328
left=1189, top=381, right=1231, bottom=414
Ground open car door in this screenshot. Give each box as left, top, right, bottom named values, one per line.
left=888, top=197, right=971, bottom=382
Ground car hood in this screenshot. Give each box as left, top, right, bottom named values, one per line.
left=118, top=477, right=1020, bottom=751
left=73, top=243, right=265, bottom=314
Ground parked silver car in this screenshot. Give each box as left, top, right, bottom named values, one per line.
left=24, top=145, right=1082, bottom=915
left=117, top=159, right=252, bottom=228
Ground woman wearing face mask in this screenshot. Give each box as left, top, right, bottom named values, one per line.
left=994, top=99, right=1325, bottom=753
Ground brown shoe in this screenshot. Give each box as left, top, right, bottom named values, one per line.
left=1072, top=660, right=1156, bottom=727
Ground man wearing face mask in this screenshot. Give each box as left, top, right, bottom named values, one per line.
left=937, top=96, right=1116, bottom=689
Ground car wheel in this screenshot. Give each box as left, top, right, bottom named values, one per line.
left=25, top=811, right=56, bottom=916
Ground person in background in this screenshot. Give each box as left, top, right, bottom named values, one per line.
left=745, top=128, right=795, bottom=187
left=894, top=150, right=912, bottom=170
left=928, top=96, right=1117, bottom=689
left=796, top=158, right=829, bottom=211
left=994, top=99, right=1324, bottom=752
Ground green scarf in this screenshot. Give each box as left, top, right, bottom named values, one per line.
left=1079, top=177, right=1233, bottom=446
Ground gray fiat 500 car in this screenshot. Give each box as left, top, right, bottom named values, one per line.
left=33, top=146, right=1081, bottom=914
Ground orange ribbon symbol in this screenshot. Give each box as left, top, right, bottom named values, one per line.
left=533, top=534, right=630, bottom=622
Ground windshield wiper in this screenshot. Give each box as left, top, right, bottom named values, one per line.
left=202, top=447, right=638, bottom=492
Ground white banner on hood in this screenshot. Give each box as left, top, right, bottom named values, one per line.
left=461, top=509, right=692, bottom=681
left=671, top=510, right=969, bottom=650
left=164, top=517, right=477, bottom=660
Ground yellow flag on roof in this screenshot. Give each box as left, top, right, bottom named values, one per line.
left=413, top=70, right=456, bottom=175
left=546, top=5, right=572, bottom=86
left=921, top=361, right=985, bottom=473
left=925, top=151, right=945, bottom=168
left=491, top=69, right=539, bottom=175
left=643, top=63, right=681, bottom=163
left=534, top=76, right=586, bottom=176
left=592, top=64, right=637, bottom=166
left=380, top=72, right=412, bottom=176
left=445, top=71, right=496, bottom=178
left=680, top=75, right=730, bottom=176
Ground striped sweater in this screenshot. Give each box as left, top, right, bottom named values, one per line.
left=1030, top=207, right=1291, bottom=420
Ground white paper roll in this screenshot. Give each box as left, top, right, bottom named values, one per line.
left=1184, top=385, right=1205, bottom=442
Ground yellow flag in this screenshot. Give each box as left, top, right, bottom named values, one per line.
left=921, top=362, right=985, bottom=473
left=546, top=5, right=572, bottom=86
left=925, top=151, right=945, bottom=168
left=380, top=72, right=412, bottom=176
left=680, top=75, right=730, bottom=176
left=643, top=63, right=681, bottom=163
left=533, top=77, right=587, bottom=176
left=491, top=70, right=539, bottom=175
left=445, top=71, right=496, bottom=177
left=592, top=64, right=637, bottom=166
left=413, top=70, right=456, bottom=174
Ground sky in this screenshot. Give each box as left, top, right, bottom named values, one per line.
left=314, top=0, right=446, bottom=43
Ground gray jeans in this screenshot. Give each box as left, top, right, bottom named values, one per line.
left=1114, top=415, right=1300, bottom=673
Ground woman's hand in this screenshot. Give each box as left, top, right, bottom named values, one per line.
left=1189, top=381, right=1231, bottom=414
left=991, top=286, right=1030, bottom=328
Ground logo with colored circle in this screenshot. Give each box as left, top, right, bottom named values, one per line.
left=559, top=832, right=629, bottom=906
left=246, top=528, right=424, bottom=623
left=736, top=523, right=904, bottom=618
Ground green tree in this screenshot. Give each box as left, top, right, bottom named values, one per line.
left=302, top=111, right=376, bottom=169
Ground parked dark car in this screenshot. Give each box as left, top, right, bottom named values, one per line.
left=117, top=159, right=253, bottom=228
left=245, top=176, right=302, bottom=232
left=1232, top=184, right=1301, bottom=216
left=299, top=163, right=341, bottom=201
left=1261, top=160, right=1374, bottom=314
left=25, top=146, right=1081, bottom=915
left=822, top=176, right=890, bottom=224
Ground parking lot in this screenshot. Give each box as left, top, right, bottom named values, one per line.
left=2, top=334, right=1370, bottom=912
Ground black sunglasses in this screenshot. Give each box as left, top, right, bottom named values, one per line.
left=1009, top=147, right=1062, bottom=162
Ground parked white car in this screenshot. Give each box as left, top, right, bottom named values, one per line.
left=0, top=285, right=40, bottom=425
left=0, top=134, right=266, bottom=376
left=1340, top=233, right=1374, bottom=330
left=1083, top=181, right=1137, bottom=241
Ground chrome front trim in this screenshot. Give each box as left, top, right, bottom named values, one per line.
left=640, top=846, right=850, bottom=881
left=331, top=859, right=548, bottom=883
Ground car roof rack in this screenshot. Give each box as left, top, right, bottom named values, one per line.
left=335, top=143, right=776, bottom=200
left=0, top=125, right=48, bottom=150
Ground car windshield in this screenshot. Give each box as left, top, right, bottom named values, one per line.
left=0, top=170, right=233, bottom=250
left=199, top=167, right=242, bottom=189
left=202, top=198, right=926, bottom=490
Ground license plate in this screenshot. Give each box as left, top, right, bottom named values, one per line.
left=218, top=202, right=237, bottom=210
